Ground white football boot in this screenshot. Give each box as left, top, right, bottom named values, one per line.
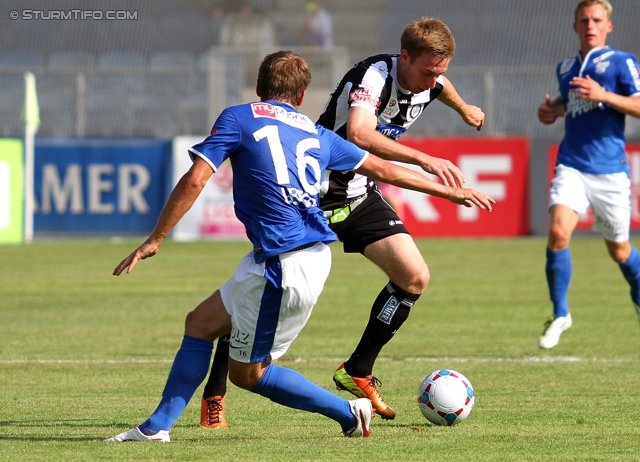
left=537, top=313, right=572, bottom=349
left=104, top=425, right=170, bottom=442
left=343, top=398, right=373, bottom=437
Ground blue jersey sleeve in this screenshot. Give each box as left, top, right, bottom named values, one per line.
left=616, top=53, right=640, bottom=97
left=318, top=126, right=368, bottom=172
left=188, top=108, right=241, bottom=171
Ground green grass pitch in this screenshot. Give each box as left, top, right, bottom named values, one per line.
left=1, top=236, right=639, bottom=461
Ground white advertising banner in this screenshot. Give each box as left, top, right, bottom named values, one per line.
left=171, top=136, right=247, bottom=242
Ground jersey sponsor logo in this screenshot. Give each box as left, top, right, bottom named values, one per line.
left=252, top=102, right=277, bottom=117
left=376, top=124, right=406, bottom=140
left=377, top=295, right=400, bottom=325
left=559, top=58, right=576, bottom=75
left=251, top=103, right=317, bottom=133
left=566, top=90, right=601, bottom=117
left=350, top=86, right=380, bottom=109
left=595, top=61, right=610, bottom=74
left=626, top=58, right=640, bottom=92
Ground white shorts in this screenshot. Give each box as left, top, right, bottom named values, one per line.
left=549, top=164, right=631, bottom=242
left=219, top=242, right=331, bottom=363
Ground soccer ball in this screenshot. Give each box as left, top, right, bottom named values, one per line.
left=417, top=369, right=475, bottom=426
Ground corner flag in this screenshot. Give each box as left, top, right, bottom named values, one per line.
left=22, top=72, right=41, bottom=130
left=22, top=72, right=40, bottom=243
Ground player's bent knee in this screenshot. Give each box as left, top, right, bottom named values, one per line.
left=401, top=267, right=429, bottom=294
left=608, top=245, right=631, bottom=264
left=228, top=367, right=260, bottom=391
left=548, top=225, right=571, bottom=249
left=184, top=309, right=217, bottom=340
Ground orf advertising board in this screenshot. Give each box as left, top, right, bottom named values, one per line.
left=546, top=143, right=640, bottom=231
left=388, top=137, right=530, bottom=236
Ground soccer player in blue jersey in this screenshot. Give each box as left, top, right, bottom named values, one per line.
left=537, top=0, right=640, bottom=349
left=104, top=50, right=494, bottom=442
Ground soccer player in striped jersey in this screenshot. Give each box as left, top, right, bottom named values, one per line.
left=537, top=0, right=640, bottom=349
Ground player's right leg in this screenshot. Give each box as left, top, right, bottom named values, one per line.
left=329, top=190, right=427, bottom=419
left=539, top=203, right=580, bottom=349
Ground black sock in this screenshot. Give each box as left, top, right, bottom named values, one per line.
left=202, top=334, right=230, bottom=399
left=344, top=281, right=420, bottom=378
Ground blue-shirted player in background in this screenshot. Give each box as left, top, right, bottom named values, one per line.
left=104, top=50, right=494, bottom=442
left=537, top=0, right=640, bottom=349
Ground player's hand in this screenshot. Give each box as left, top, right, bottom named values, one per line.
left=538, top=94, right=557, bottom=124
left=421, top=156, right=465, bottom=187
left=113, top=240, right=160, bottom=275
left=570, top=75, right=606, bottom=103
left=460, top=104, right=485, bottom=131
left=448, top=187, right=495, bottom=211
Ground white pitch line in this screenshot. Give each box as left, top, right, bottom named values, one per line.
left=0, top=356, right=633, bottom=365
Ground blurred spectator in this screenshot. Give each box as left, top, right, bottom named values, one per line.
left=300, top=1, right=333, bottom=49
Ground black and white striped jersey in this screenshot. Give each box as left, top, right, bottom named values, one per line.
left=316, top=54, right=444, bottom=211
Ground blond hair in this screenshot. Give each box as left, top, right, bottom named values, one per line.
left=257, top=51, right=311, bottom=104
left=575, top=0, right=612, bottom=21
left=400, top=17, right=455, bottom=62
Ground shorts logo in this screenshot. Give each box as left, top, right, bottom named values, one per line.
left=377, top=296, right=399, bottom=325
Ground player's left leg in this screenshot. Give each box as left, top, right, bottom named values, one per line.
left=226, top=243, right=372, bottom=436
left=606, top=240, right=640, bottom=317
left=105, top=291, right=232, bottom=442
left=590, top=170, right=640, bottom=322
left=229, top=359, right=372, bottom=436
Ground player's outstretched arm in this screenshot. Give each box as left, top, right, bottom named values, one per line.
left=347, top=107, right=465, bottom=187
left=356, top=154, right=494, bottom=211
left=113, top=157, right=213, bottom=275
left=439, top=77, right=485, bottom=131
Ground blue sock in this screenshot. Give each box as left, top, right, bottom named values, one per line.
left=139, top=335, right=213, bottom=433
left=252, top=364, right=356, bottom=432
left=619, top=246, right=640, bottom=304
left=546, top=247, right=572, bottom=318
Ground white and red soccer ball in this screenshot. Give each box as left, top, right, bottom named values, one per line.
left=417, top=369, right=475, bottom=426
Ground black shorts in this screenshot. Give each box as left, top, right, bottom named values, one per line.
left=328, top=189, right=409, bottom=254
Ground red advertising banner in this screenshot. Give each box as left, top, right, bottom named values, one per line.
left=547, top=143, right=640, bottom=231
left=387, top=137, right=530, bottom=237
